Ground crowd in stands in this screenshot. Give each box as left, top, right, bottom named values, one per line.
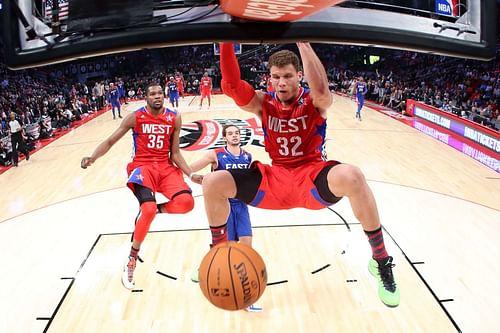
left=1, top=42, right=499, bottom=165
left=328, top=48, right=500, bottom=130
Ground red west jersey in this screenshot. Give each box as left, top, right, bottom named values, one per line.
left=261, top=88, right=327, bottom=168
left=132, top=106, right=177, bottom=164
left=200, top=76, right=212, bottom=91
left=175, top=76, right=184, bottom=89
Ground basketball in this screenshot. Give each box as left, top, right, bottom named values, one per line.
left=198, top=241, right=267, bottom=310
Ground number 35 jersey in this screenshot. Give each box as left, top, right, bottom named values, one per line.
left=261, top=87, right=327, bottom=168
left=132, top=106, right=177, bottom=164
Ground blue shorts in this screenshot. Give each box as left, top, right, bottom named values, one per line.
left=169, top=92, right=179, bottom=102
left=227, top=200, right=252, bottom=241
left=356, top=95, right=365, bottom=105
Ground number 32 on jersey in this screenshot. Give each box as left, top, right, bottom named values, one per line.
left=277, top=136, right=303, bottom=156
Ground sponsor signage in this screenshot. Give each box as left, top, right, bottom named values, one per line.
left=414, top=121, right=499, bottom=172
left=412, top=104, right=499, bottom=155
left=219, top=0, right=344, bottom=22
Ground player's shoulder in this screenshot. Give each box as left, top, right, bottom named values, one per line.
left=240, top=148, right=252, bottom=157
left=134, top=106, right=148, bottom=114
left=163, top=108, right=178, bottom=120
left=214, top=147, right=226, bottom=154
left=261, top=90, right=274, bottom=100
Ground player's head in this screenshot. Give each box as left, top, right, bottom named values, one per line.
left=9, top=112, right=16, bottom=120
left=359, top=76, right=364, bottom=81
left=145, top=83, right=164, bottom=110
left=169, top=76, right=174, bottom=81
left=268, top=50, right=303, bottom=103
left=222, top=124, right=241, bottom=146
left=203, top=72, right=208, bottom=77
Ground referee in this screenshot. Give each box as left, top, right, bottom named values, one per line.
left=8, top=112, right=30, bottom=167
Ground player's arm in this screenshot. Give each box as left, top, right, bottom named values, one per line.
left=169, top=114, right=203, bottom=184
left=296, top=42, right=332, bottom=114
left=350, top=81, right=356, bottom=95
left=80, top=112, right=135, bottom=169
left=190, top=150, right=217, bottom=173
left=219, top=42, right=264, bottom=118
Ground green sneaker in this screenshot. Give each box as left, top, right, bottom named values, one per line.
left=190, top=267, right=199, bottom=283
left=368, top=256, right=400, bottom=307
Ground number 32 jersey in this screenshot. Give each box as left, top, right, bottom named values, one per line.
left=132, top=106, right=177, bottom=164
left=261, top=87, right=327, bottom=168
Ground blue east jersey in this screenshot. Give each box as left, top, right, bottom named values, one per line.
left=214, top=147, right=252, bottom=171
left=167, top=81, right=178, bottom=94
left=214, top=147, right=253, bottom=240
left=108, top=89, right=120, bottom=105
left=355, top=82, right=367, bottom=99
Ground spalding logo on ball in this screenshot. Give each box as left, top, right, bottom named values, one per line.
left=198, top=242, right=267, bottom=311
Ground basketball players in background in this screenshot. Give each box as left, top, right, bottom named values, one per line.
left=166, top=76, right=180, bottom=110
left=107, top=83, right=122, bottom=120
left=81, top=83, right=202, bottom=290
left=189, top=124, right=262, bottom=312
left=175, top=72, right=185, bottom=99
left=117, top=78, right=127, bottom=105
left=354, top=76, right=368, bottom=121
left=203, top=42, right=400, bottom=307
left=266, top=74, right=274, bottom=93
left=199, top=72, right=212, bottom=109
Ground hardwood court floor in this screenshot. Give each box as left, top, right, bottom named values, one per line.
left=0, top=95, right=498, bottom=333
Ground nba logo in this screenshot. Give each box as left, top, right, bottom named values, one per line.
left=436, top=0, right=458, bottom=17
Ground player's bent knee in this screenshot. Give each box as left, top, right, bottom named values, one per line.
left=328, top=164, right=366, bottom=196
left=164, top=193, right=194, bottom=214
left=202, top=171, right=234, bottom=193
left=140, top=201, right=158, bottom=219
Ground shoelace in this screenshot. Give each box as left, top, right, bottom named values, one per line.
left=379, top=262, right=397, bottom=292
left=127, top=257, right=136, bottom=282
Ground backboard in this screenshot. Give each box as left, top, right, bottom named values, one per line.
left=1, top=0, right=496, bottom=69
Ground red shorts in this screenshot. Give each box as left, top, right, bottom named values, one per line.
left=201, top=89, right=211, bottom=98
left=249, top=160, right=339, bottom=210
left=126, top=161, right=191, bottom=199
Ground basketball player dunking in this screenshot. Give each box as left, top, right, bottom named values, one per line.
left=81, top=83, right=202, bottom=290
left=202, top=42, right=400, bottom=307
left=189, top=124, right=262, bottom=312
left=166, top=76, right=180, bottom=110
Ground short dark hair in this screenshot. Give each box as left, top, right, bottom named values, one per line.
left=222, top=124, right=239, bottom=137
left=268, top=50, right=301, bottom=72
left=145, top=82, right=163, bottom=95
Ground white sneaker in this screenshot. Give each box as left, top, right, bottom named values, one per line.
left=121, top=256, right=136, bottom=290
left=245, top=303, right=263, bottom=312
